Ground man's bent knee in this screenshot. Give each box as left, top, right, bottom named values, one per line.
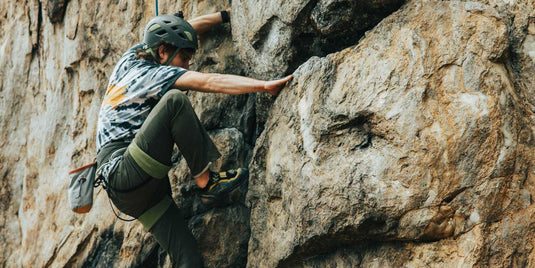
left=163, top=89, right=190, bottom=107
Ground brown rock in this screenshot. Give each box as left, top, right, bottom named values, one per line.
left=1, top=0, right=534, bottom=267
left=248, top=1, right=535, bottom=266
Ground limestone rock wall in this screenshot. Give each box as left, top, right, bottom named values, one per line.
left=0, top=0, right=534, bottom=267
left=248, top=1, right=535, bottom=266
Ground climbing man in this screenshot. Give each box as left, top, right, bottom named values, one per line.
left=95, top=9, right=292, bottom=267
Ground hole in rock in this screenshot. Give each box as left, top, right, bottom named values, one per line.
left=286, top=0, right=407, bottom=74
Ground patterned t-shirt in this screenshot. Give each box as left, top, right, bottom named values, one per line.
left=96, top=44, right=187, bottom=151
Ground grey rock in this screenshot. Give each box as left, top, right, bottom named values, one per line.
left=247, top=1, right=534, bottom=266
left=1, top=0, right=535, bottom=267
left=232, top=0, right=406, bottom=78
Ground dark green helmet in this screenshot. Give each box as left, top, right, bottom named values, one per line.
left=143, top=14, right=198, bottom=52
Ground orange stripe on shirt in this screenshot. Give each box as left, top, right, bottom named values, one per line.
left=102, top=85, right=126, bottom=109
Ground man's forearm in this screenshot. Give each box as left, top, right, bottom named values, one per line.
left=205, top=73, right=265, bottom=95
left=176, top=72, right=264, bottom=95
left=174, top=71, right=292, bottom=96
left=188, top=12, right=225, bottom=35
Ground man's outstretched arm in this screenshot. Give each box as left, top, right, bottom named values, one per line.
left=188, top=8, right=230, bottom=35
left=172, top=71, right=293, bottom=96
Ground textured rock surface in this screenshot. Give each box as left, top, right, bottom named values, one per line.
left=471, top=0, right=535, bottom=109
left=232, top=0, right=406, bottom=77
left=0, top=0, right=251, bottom=267
left=232, top=0, right=407, bottom=138
left=0, top=0, right=534, bottom=267
left=248, top=1, right=535, bottom=267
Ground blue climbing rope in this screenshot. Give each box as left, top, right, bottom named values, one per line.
left=155, top=0, right=158, bottom=15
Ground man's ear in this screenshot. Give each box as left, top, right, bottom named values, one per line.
left=158, top=45, right=166, bottom=62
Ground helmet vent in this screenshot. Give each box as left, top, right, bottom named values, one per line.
left=155, top=29, right=167, bottom=36
left=163, top=20, right=172, bottom=24
left=148, top=24, right=161, bottom=32
left=171, top=25, right=179, bottom=30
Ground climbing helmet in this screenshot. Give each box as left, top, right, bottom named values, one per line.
left=143, top=14, right=198, bottom=54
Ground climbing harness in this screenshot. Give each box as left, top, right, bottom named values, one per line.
left=94, top=175, right=137, bottom=222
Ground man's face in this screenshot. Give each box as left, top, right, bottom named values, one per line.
left=169, top=50, right=193, bottom=69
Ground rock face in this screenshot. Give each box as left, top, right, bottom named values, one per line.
left=0, top=0, right=534, bottom=268
left=248, top=1, right=535, bottom=266
left=232, top=0, right=406, bottom=77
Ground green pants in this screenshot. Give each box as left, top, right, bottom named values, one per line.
left=97, top=90, right=221, bottom=267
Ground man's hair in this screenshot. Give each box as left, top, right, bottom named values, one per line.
left=135, top=43, right=177, bottom=63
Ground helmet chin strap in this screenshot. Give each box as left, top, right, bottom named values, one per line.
left=145, top=46, right=180, bottom=65
left=165, top=48, right=181, bottom=65
left=147, top=47, right=158, bottom=60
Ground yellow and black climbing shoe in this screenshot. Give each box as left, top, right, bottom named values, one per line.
left=200, top=168, right=248, bottom=208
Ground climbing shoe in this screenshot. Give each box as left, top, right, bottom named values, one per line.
left=200, top=168, right=248, bottom=207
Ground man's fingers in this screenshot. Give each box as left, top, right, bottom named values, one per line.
left=282, top=75, right=293, bottom=83
left=275, top=75, right=293, bottom=87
